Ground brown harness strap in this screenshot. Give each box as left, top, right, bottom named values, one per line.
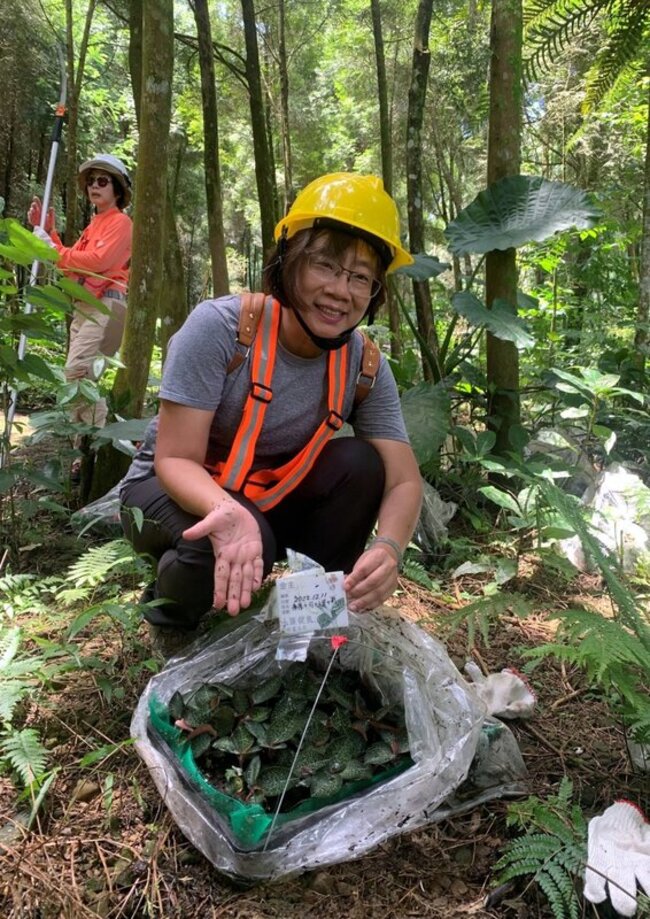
left=226, top=291, right=267, bottom=373
left=354, top=333, right=380, bottom=405
left=226, top=292, right=380, bottom=405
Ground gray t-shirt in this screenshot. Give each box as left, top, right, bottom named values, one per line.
left=121, top=295, right=409, bottom=491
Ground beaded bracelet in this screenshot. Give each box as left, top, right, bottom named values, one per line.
left=369, top=536, right=403, bottom=571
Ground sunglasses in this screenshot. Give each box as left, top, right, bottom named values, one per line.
left=86, top=175, right=112, bottom=188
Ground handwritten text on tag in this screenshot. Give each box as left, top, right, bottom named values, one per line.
left=276, top=570, right=348, bottom=635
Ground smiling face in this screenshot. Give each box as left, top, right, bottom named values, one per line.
left=279, top=230, right=383, bottom=357
left=84, top=169, right=119, bottom=213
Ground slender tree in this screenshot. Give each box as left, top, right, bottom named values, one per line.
left=129, top=0, right=187, bottom=358
left=113, top=0, right=173, bottom=419
left=63, top=0, right=96, bottom=244
left=371, top=0, right=401, bottom=361
left=159, top=131, right=189, bottom=358
left=191, top=0, right=229, bottom=295
left=485, top=0, right=523, bottom=455
left=406, top=0, right=439, bottom=381
left=277, top=0, right=293, bottom=211
left=91, top=0, right=174, bottom=496
left=241, top=0, right=277, bottom=253
left=636, top=91, right=650, bottom=379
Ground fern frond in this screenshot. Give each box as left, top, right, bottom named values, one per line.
left=401, top=557, right=438, bottom=590
left=583, top=4, right=649, bottom=111
left=533, top=809, right=581, bottom=845
left=0, top=573, right=58, bottom=617
left=0, top=681, right=29, bottom=723
left=497, top=834, right=566, bottom=881
left=496, top=779, right=587, bottom=919
left=539, top=481, right=650, bottom=647
left=64, top=539, right=138, bottom=588
left=0, top=728, right=49, bottom=786
left=524, top=628, right=650, bottom=737
left=0, top=626, right=21, bottom=670
left=56, top=586, right=92, bottom=606
left=523, top=0, right=610, bottom=81
left=538, top=865, right=579, bottom=919
left=442, top=591, right=534, bottom=649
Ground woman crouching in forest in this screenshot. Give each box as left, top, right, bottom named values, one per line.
left=119, top=172, right=423, bottom=651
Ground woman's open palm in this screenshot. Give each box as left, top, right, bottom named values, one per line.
left=183, top=500, right=264, bottom=615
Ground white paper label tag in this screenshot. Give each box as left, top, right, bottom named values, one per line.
left=276, top=570, right=348, bottom=635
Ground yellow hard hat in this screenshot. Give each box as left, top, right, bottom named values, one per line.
left=274, top=173, right=413, bottom=273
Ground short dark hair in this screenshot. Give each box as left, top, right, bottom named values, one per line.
left=262, top=227, right=387, bottom=322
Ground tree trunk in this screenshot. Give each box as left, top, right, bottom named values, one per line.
left=263, top=48, right=280, bottom=226
left=131, top=0, right=187, bottom=356
left=129, top=0, right=143, bottom=124
left=406, top=0, right=439, bottom=381
left=159, top=132, right=189, bottom=359
left=64, top=0, right=96, bottom=245
left=371, top=0, right=401, bottom=362
left=91, top=0, right=174, bottom=499
left=3, top=103, right=16, bottom=213
left=485, top=0, right=522, bottom=456
left=241, top=0, right=277, bottom=253
left=113, top=0, right=173, bottom=420
left=278, top=0, right=293, bottom=212
left=192, top=0, right=229, bottom=296
left=632, top=82, right=650, bottom=382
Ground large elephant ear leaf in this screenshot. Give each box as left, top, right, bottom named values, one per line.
left=444, top=175, right=600, bottom=255
left=400, top=382, right=451, bottom=467
left=452, top=292, right=535, bottom=349
left=394, top=253, right=450, bottom=281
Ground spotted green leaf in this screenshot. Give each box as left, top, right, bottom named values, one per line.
left=363, top=742, right=395, bottom=765
left=244, top=755, right=262, bottom=787
left=258, top=765, right=297, bottom=796
left=310, top=770, right=343, bottom=798
left=251, top=674, right=283, bottom=704
left=266, top=711, right=308, bottom=746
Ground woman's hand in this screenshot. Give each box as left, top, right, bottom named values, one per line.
left=27, top=197, right=55, bottom=233
left=182, top=496, right=264, bottom=616
left=344, top=544, right=400, bottom=613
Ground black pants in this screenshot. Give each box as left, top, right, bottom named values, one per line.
left=120, top=438, right=385, bottom=629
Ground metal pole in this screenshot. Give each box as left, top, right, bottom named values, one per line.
left=3, top=50, right=67, bottom=464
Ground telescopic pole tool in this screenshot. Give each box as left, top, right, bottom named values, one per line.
left=3, top=48, right=67, bottom=466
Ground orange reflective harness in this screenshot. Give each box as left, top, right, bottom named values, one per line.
left=209, top=293, right=379, bottom=512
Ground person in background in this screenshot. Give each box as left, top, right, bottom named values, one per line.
left=28, top=154, right=133, bottom=483
left=119, top=172, right=423, bottom=652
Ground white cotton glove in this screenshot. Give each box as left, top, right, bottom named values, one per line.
left=583, top=801, right=650, bottom=917
left=32, top=225, right=55, bottom=248
left=464, top=661, right=536, bottom=719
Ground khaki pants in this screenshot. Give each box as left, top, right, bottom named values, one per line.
left=65, top=295, right=126, bottom=438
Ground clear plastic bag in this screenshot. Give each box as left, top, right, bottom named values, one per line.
left=70, top=484, right=122, bottom=535
left=415, top=481, right=457, bottom=550
left=131, top=607, right=526, bottom=880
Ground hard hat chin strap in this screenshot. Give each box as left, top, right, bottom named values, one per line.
left=290, top=304, right=364, bottom=351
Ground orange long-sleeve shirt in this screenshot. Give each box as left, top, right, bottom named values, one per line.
left=51, top=207, right=132, bottom=299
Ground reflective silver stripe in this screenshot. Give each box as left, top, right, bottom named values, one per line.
left=219, top=302, right=277, bottom=491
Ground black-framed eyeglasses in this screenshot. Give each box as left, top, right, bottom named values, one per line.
left=86, top=175, right=111, bottom=188
left=307, top=255, right=381, bottom=299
